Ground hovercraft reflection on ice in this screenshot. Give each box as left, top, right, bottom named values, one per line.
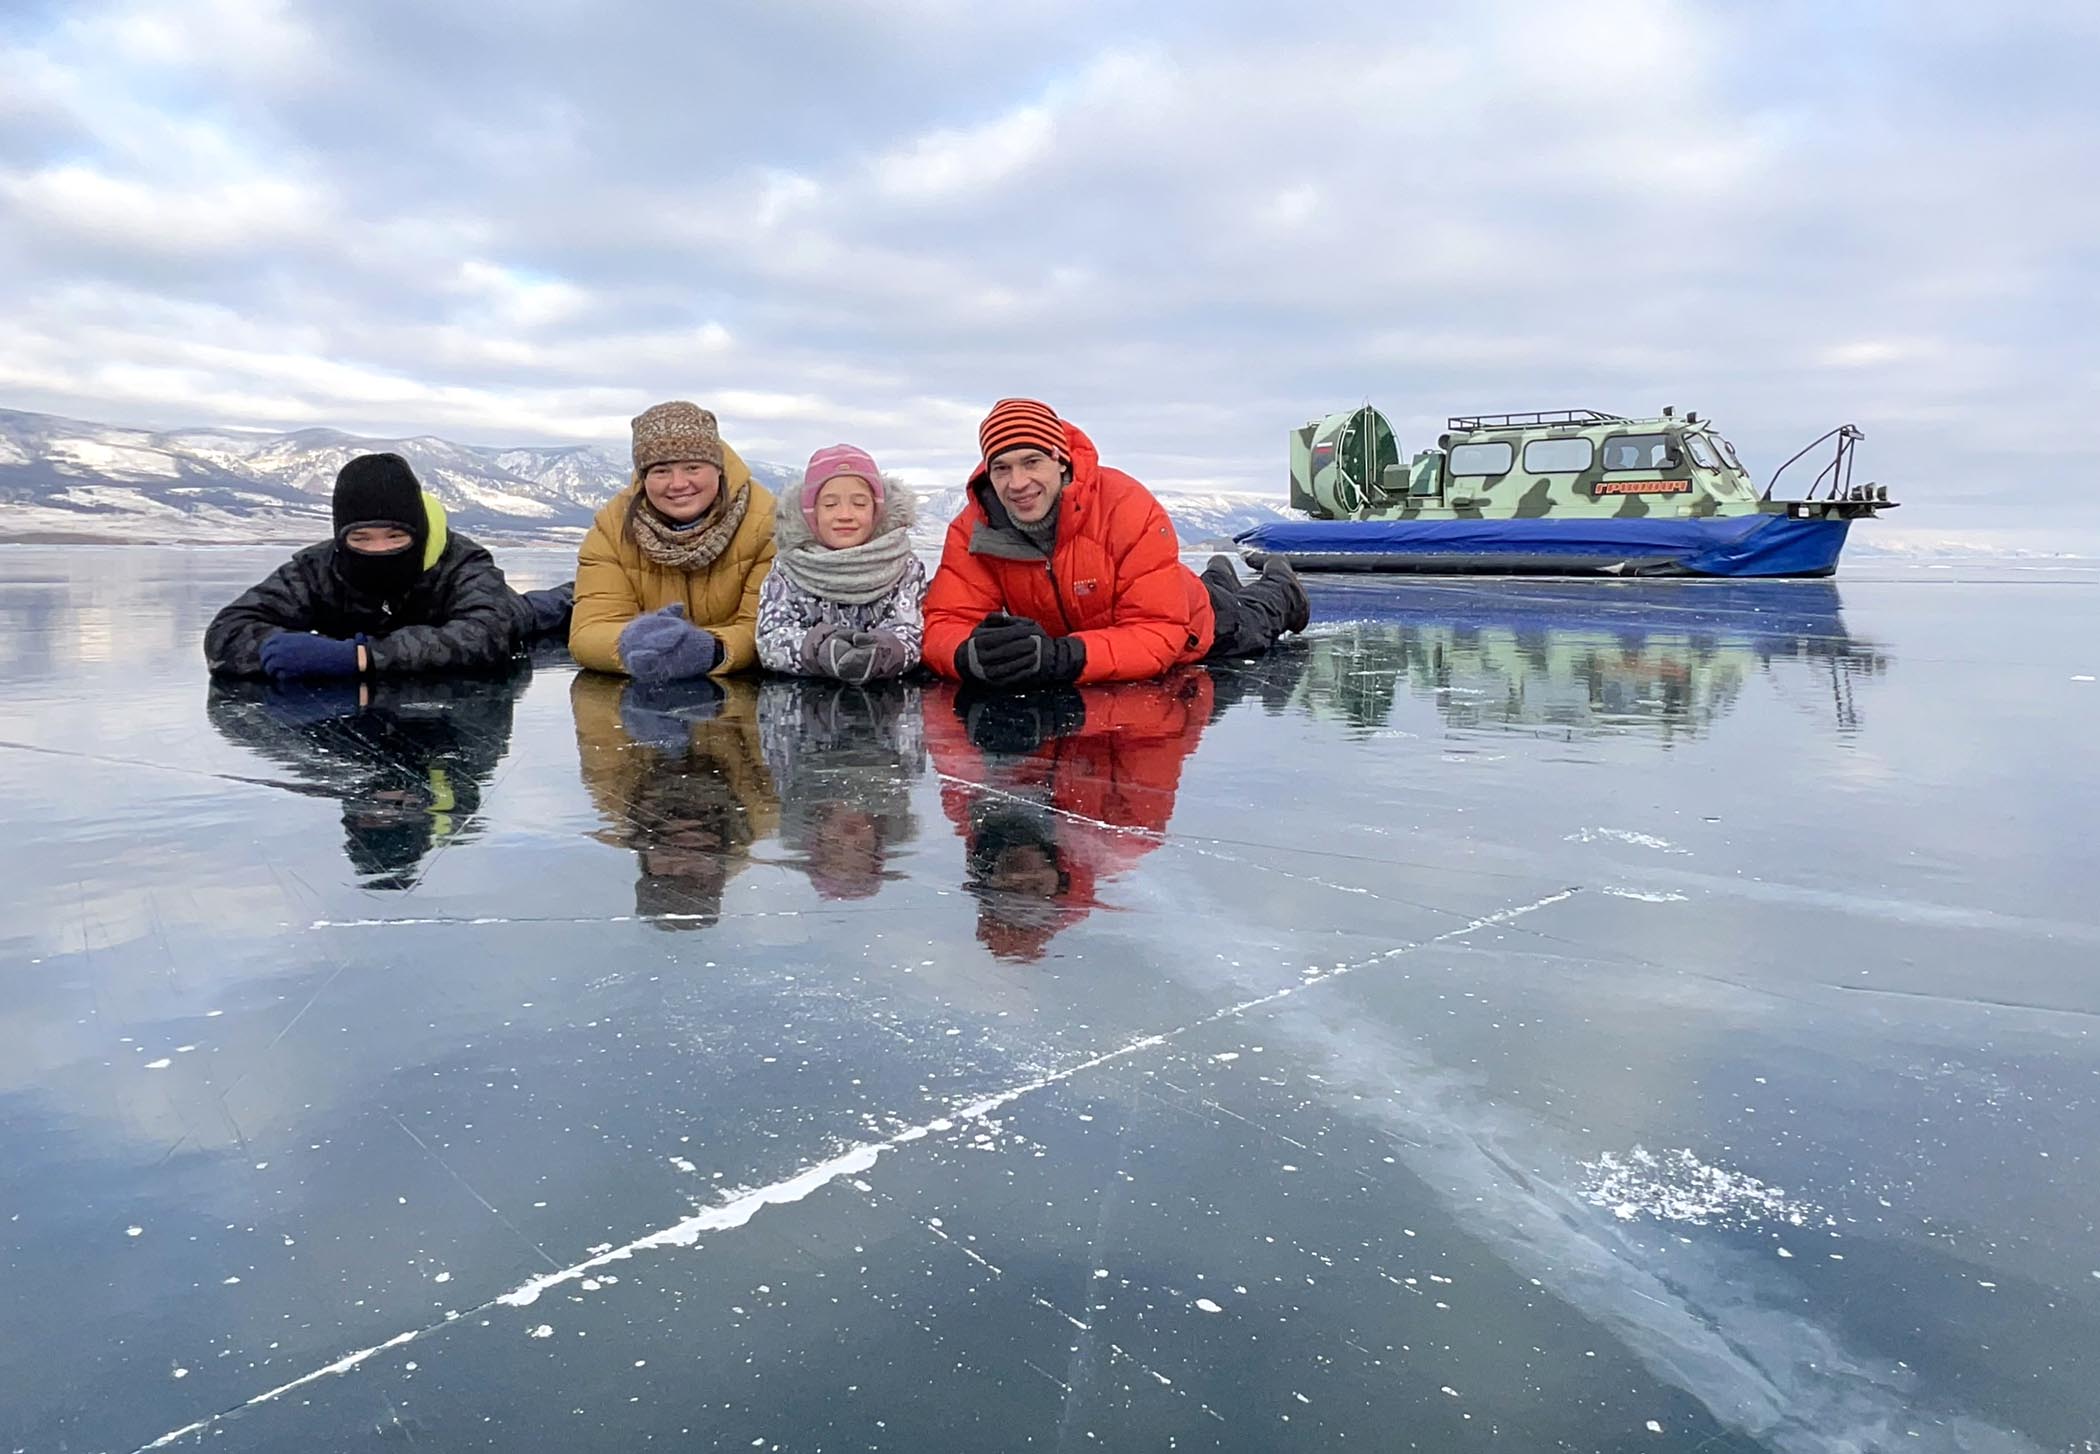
left=1238, top=406, right=1895, bottom=577
left=1284, top=578, right=1888, bottom=740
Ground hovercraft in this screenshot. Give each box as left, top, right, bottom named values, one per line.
left=1236, top=406, right=1894, bottom=577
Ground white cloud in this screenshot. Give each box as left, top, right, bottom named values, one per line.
left=453, top=261, right=592, bottom=329
left=0, top=0, right=2090, bottom=515
left=1, top=164, right=327, bottom=254
left=1261, top=184, right=1320, bottom=231
left=872, top=103, right=1055, bottom=200
left=1815, top=340, right=1940, bottom=370
left=78, top=0, right=320, bottom=83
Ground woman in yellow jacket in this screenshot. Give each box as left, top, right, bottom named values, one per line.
left=570, top=401, right=777, bottom=677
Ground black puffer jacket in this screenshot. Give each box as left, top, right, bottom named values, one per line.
left=205, top=531, right=531, bottom=678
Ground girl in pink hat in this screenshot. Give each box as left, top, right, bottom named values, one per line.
left=756, top=444, right=925, bottom=682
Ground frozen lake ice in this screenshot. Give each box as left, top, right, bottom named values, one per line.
left=1, top=544, right=2096, bottom=1452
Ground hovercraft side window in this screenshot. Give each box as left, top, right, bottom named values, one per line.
left=1449, top=441, right=1514, bottom=476
left=1714, top=436, right=1746, bottom=472
left=1522, top=437, right=1594, bottom=473
left=1684, top=435, right=1721, bottom=469
left=1602, top=433, right=1677, bottom=470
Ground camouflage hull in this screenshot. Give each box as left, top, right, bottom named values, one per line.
left=1235, top=513, right=1851, bottom=578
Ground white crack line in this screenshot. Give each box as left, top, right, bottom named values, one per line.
left=130, top=887, right=1575, bottom=1451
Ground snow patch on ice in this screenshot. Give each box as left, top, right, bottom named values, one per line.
left=1580, top=1146, right=1829, bottom=1230
left=497, top=1143, right=883, bottom=1309
left=1601, top=887, right=1691, bottom=903
left=1194, top=1298, right=1223, bottom=1313
left=1566, top=828, right=1692, bottom=855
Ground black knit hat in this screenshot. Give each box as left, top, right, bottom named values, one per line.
left=333, top=453, right=426, bottom=538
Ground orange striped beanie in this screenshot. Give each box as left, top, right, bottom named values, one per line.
left=978, top=398, right=1065, bottom=469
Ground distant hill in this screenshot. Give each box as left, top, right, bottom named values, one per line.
left=0, top=407, right=1301, bottom=548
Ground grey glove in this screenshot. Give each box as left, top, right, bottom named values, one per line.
left=857, top=629, right=913, bottom=679
left=798, top=622, right=843, bottom=674
left=817, top=631, right=879, bottom=685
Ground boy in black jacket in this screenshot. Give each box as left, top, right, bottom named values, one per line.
left=205, top=453, right=571, bottom=679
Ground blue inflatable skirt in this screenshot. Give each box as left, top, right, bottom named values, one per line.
left=1235, top=513, right=1851, bottom=578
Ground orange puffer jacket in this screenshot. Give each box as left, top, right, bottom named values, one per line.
left=922, top=420, right=1215, bottom=684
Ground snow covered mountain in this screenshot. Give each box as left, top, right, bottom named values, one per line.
left=0, top=407, right=1298, bottom=547
left=906, top=484, right=1296, bottom=553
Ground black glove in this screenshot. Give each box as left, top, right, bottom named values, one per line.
left=1039, top=633, right=1085, bottom=685
left=959, top=614, right=1047, bottom=687
left=959, top=615, right=1086, bottom=690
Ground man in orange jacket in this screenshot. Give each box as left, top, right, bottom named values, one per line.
left=923, top=398, right=1309, bottom=689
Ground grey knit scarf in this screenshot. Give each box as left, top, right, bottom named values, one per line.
left=774, top=528, right=918, bottom=605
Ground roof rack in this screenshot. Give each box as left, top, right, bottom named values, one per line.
left=1447, top=409, right=1628, bottom=431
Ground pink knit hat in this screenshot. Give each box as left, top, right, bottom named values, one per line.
left=800, top=444, right=884, bottom=532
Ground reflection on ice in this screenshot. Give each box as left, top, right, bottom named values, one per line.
left=758, top=678, right=927, bottom=901
left=3, top=548, right=2096, bottom=1453
left=1293, top=579, right=1889, bottom=738
left=206, top=671, right=527, bottom=890
left=935, top=670, right=1212, bottom=960
left=572, top=674, right=778, bottom=928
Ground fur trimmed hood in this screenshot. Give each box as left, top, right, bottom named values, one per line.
left=775, top=473, right=918, bottom=553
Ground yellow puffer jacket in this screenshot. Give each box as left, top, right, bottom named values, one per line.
left=570, top=442, right=778, bottom=675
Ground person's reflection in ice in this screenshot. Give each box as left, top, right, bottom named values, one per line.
left=570, top=674, right=780, bottom=930
left=928, top=668, right=1214, bottom=961
left=205, top=671, right=527, bottom=890
left=756, top=679, right=926, bottom=902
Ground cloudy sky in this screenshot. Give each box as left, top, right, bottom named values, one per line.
left=2, top=0, right=2094, bottom=516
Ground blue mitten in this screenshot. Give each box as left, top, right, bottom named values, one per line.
left=619, top=605, right=724, bottom=682
left=259, top=631, right=361, bottom=681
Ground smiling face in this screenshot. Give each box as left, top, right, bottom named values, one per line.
left=641, top=460, right=722, bottom=523
left=812, top=474, right=878, bottom=549
left=987, top=447, right=1065, bottom=525
left=343, top=525, right=415, bottom=554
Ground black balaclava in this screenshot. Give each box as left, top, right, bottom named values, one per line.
left=332, top=453, right=430, bottom=601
